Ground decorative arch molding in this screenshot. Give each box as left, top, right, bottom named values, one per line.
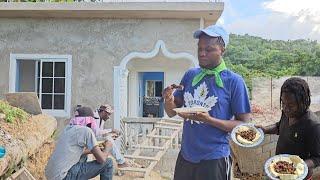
left=113, top=40, right=198, bottom=130
left=119, top=40, right=198, bottom=69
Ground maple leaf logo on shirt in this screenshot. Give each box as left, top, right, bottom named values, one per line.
left=184, top=82, right=218, bottom=124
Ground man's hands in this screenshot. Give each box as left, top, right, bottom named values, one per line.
left=177, top=112, right=212, bottom=123
left=162, top=84, right=184, bottom=102
left=99, top=129, right=121, bottom=140
left=92, top=145, right=110, bottom=164
left=163, top=84, right=184, bottom=117
left=162, top=85, right=175, bottom=102
left=100, top=140, right=113, bottom=151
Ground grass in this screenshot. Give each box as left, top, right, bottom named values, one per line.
left=0, top=100, right=29, bottom=123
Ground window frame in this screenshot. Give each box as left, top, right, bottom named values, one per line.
left=9, top=54, right=72, bottom=117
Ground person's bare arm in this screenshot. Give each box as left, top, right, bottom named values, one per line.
left=178, top=112, right=251, bottom=132
left=91, top=146, right=110, bottom=164
left=164, top=97, right=183, bottom=117
left=305, top=159, right=316, bottom=169
left=256, top=124, right=278, bottom=134
left=163, top=85, right=183, bottom=117
left=211, top=112, right=251, bottom=132
left=82, top=148, right=91, bottom=155
left=206, top=113, right=251, bottom=132
left=305, top=124, right=320, bottom=169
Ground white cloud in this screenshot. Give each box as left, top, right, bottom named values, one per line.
left=227, top=13, right=318, bottom=40
left=225, top=0, right=320, bottom=41
left=263, top=0, right=320, bottom=16
left=263, top=0, right=320, bottom=35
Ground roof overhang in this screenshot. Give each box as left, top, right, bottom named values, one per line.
left=0, top=2, right=223, bottom=23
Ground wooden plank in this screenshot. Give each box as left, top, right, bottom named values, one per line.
left=156, top=121, right=182, bottom=126
left=175, top=135, right=179, bottom=149
left=132, top=145, right=165, bottom=150
left=132, top=128, right=157, bottom=156
left=161, top=118, right=184, bottom=123
left=118, top=167, right=147, bottom=173
left=124, top=122, right=128, bottom=151
left=122, top=117, right=161, bottom=123
left=147, top=135, right=171, bottom=139
left=124, top=155, right=159, bottom=161
left=144, top=144, right=170, bottom=178
left=155, top=125, right=180, bottom=130
left=158, top=128, right=161, bottom=145
left=8, top=167, right=36, bottom=180
left=121, top=120, right=183, bottom=178
left=144, top=161, right=158, bottom=178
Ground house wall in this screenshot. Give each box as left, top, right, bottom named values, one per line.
left=127, top=56, right=193, bottom=117
left=0, top=18, right=199, bottom=130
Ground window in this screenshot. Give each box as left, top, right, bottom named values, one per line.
left=37, top=61, right=66, bottom=110
left=10, top=54, right=72, bottom=117
left=145, top=80, right=163, bottom=97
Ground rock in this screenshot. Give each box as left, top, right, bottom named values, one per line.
left=5, top=92, right=42, bottom=115
left=0, top=114, right=57, bottom=176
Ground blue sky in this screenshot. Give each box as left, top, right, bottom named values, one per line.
left=217, top=0, right=320, bottom=41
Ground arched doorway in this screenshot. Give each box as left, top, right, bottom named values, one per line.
left=113, top=40, right=198, bottom=130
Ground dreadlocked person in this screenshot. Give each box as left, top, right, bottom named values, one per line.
left=257, top=77, right=320, bottom=179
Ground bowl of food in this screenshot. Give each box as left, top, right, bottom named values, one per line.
left=97, top=140, right=105, bottom=148
left=264, top=154, right=308, bottom=180
left=231, top=123, right=264, bottom=148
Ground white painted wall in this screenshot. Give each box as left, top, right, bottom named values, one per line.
left=126, top=56, right=193, bottom=117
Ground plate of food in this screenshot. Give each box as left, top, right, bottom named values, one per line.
left=231, top=123, right=264, bottom=148
left=97, top=140, right=105, bottom=149
left=173, top=107, right=209, bottom=114
left=264, top=154, right=308, bottom=180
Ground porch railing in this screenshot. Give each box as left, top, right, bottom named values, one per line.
left=120, top=117, right=182, bottom=152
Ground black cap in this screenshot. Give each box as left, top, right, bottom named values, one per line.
left=76, top=106, right=94, bottom=117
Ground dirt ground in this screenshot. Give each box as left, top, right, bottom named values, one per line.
left=16, top=137, right=320, bottom=180
left=25, top=140, right=55, bottom=180
left=10, top=104, right=320, bottom=179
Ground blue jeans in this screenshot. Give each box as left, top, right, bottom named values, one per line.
left=63, top=158, right=113, bottom=180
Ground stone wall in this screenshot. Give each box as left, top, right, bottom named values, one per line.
left=231, top=134, right=279, bottom=174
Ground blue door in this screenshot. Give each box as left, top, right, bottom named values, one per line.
left=139, top=72, right=164, bottom=117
